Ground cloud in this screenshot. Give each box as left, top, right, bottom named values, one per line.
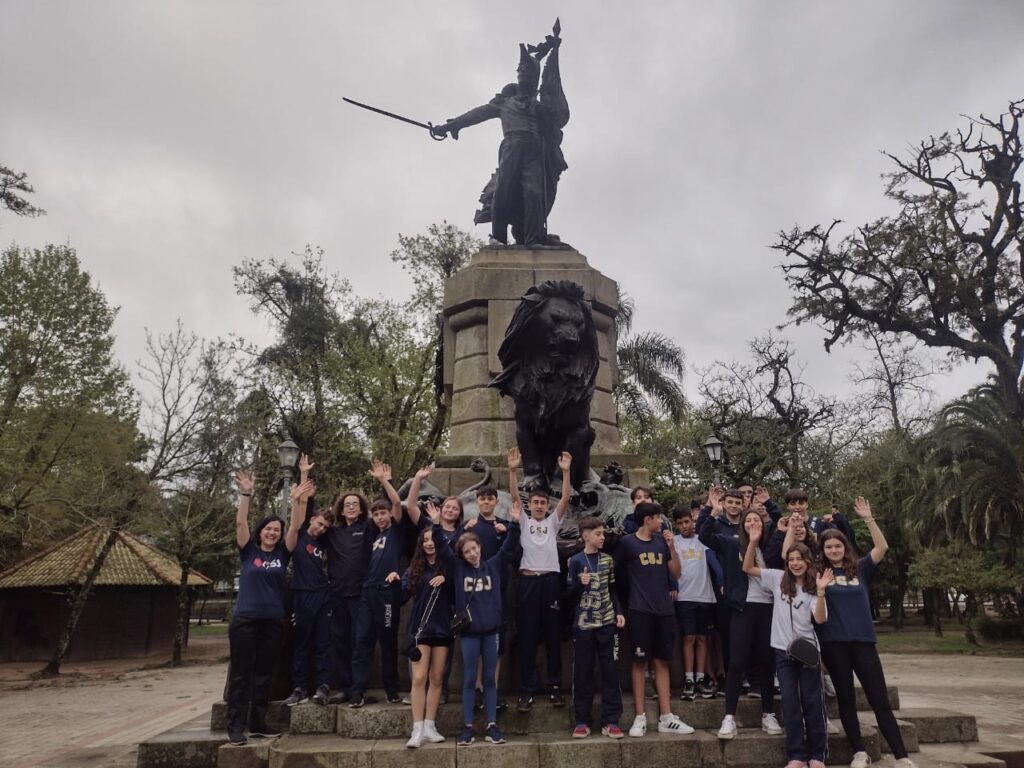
left=2, top=0, right=1022, bottom=410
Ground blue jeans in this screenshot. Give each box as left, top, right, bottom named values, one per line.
left=775, top=650, right=828, bottom=763
left=460, top=633, right=499, bottom=725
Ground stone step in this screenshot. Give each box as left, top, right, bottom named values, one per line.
left=857, top=711, right=920, bottom=753
left=210, top=685, right=900, bottom=736
left=137, top=714, right=226, bottom=768
left=265, top=728, right=880, bottom=768
left=893, top=708, right=979, bottom=744
left=918, top=743, right=1010, bottom=768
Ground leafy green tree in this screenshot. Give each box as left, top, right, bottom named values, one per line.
left=0, top=244, right=137, bottom=564
left=390, top=221, right=481, bottom=313
left=909, top=545, right=1016, bottom=643
left=774, top=99, right=1024, bottom=424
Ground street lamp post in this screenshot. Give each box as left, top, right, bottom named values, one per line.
left=703, top=435, right=723, bottom=487
left=277, top=438, right=300, bottom=517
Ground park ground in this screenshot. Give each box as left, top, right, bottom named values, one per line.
left=1, top=625, right=1022, bottom=768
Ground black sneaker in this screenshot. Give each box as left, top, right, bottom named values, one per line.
left=386, top=694, right=403, bottom=705
left=312, top=685, right=329, bottom=705
left=283, top=688, right=308, bottom=707
left=485, top=723, right=507, bottom=744
left=680, top=679, right=696, bottom=701
left=474, top=688, right=485, bottom=712
left=328, top=691, right=350, bottom=705
left=496, top=698, right=509, bottom=711
left=517, top=695, right=534, bottom=712
left=698, top=677, right=716, bottom=699
left=457, top=725, right=474, bottom=745
left=348, top=696, right=366, bottom=709
left=716, top=673, right=726, bottom=693
left=228, top=732, right=247, bottom=746
left=741, top=678, right=751, bottom=696
left=249, top=726, right=281, bottom=738
left=549, top=687, right=566, bottom=706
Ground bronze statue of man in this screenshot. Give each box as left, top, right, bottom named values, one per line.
left=431, top=23, right=569, bottom=247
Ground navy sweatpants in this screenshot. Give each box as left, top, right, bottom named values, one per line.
left=572, top=624, right=622, bottom=727
left=350, top=585, right=399, bottom=698
left=516, top=572, right=562, bottom=695
left=292, top=590, right=331, bottom=692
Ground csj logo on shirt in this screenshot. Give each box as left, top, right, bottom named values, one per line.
left=253, top=558, right=283, bottom=569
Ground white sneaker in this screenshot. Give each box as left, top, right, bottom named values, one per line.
left=628, top=714, right=647, bottom=737
left=658, top=713, right=695, bottom=735
left=717, top=715, right=737, bottom=740
left=823, top=674, right=836, bottom=697
left=827, top=718, right=841, bottom=734
left=894, top=760, right=918, bottom=768
left=422, top=722, right=445, bottom=743
left=849, top=751, right=871, bottom=768
left=761, top=712, right=783, bottom=735
left=406, top=724, right=424, bottom=749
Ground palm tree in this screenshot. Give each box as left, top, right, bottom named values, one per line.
left=911, top=383, right=1024, bottom=566
left=614, top=291, right=687, bottom=428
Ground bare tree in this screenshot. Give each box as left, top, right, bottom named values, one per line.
left=849, top=331, right=948, bottom=439
left=774, top=99, right=1024, bottom=423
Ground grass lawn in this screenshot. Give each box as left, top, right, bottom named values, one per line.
left=875, top=623, right=1024, bottom=655
left=190, top=623, right=229, bottom=637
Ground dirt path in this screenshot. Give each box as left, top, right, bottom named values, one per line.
left=0, top=636, right=228, bottom=768
left=0, top=646, right=1020, bottom=767
left=881, top=653, right=1024, bottom=753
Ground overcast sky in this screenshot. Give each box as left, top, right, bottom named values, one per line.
left=3, top=1, right=1023, bottom=411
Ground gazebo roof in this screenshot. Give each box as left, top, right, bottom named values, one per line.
left=0, top=527, right=212, bottom=589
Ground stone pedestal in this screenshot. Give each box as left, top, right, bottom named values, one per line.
left=430, top=246, right=648, bottom=495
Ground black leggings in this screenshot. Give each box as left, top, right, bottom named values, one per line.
left=821, top=641, right=908, bottom=759
left=725, top=602, right=775, bottom=715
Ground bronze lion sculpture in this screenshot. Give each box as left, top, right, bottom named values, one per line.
left=490, top=280, right=598, bottom=493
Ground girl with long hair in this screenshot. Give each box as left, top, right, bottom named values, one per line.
left=225, top=471, right=308, bottom=746
left=433, top=499, right=522, bottom=746
left=744, top=528, right=832, bottom=768
left=700, top=500, right=781, bottom=740
left=817, top=498, right=915, bottom=768
left=401, top=526, right=454, bottom=747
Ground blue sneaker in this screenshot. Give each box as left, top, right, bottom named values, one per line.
left=457, top=725, right=474, bottom=745
left=485, top=723, right=506, bottom=744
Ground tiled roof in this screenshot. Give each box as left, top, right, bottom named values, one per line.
left=0, top=527, right=212, bottom=589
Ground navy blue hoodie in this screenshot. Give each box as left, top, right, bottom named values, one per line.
left=401, top=560, right=455, bottom=641
left=434, top=522, right=521, bottom=636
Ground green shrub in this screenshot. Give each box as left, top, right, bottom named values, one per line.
left=975, top=615, right=1024, bottom=642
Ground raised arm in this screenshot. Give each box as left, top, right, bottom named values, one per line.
left=286, top=479, right=316, bottom=552
left=554, top=451, right=572, bottom=521
left=854, top=496, right=888, bottom=563
left=298, top=453, right=314, bottom=484
left=495, top=502, right=523, bottom=568
left=663, top=528, right=681, bottom=580
left=234, top=470, right=254, bottom=549
left=779, top=516, right=797, bottom=560
left=742, top=530, right=763, bottom=578
left=814, top=568, right=833, bottom=624
left=369, top=460, right=402, bottom=522
left=505, top=444, right=520, bottom=499
left=405, top=465, right=433, bottom=526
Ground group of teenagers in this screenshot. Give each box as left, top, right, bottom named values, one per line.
left=227, top=450, right=915, bottom=768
